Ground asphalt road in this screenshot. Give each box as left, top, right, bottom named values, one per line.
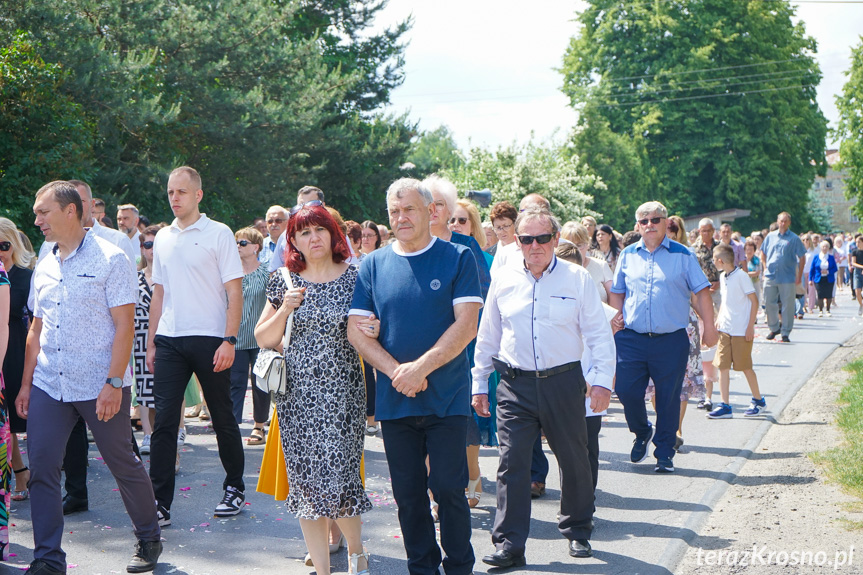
left=5, top=295, right=862, bottom=575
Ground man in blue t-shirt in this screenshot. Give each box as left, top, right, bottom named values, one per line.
left=759, top=211, right=807, bottom=342
left=349, top=177, right=483, bottom=575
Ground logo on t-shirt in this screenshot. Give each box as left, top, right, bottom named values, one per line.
left=430, top=279, right=441, bottom=290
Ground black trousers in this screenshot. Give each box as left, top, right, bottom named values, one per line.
left=493, top=366, right=594, bottom=555
left=229, top=348, right=269, bottom=424
left=150, top=335, right=245, bottom=509
left=381, top=415, right=474, bottom=575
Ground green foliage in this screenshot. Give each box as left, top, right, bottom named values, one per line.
left=836, top=38, right=863, bottom=219
left=807, top=189, right=834, bottom=233
left=561, top=0, right=828, bottom=231
left=0, top=31, right=96, bottom=242
left=0, top=0, right=411, bottom=229
left=406, top=125, right=464, bottom=177
left=441, top=138, right=604, bottom=224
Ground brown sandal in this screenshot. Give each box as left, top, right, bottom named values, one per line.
left=247, top=428, right=265, bottom=445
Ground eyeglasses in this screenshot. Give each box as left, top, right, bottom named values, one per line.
left=266, top=218, right=286, bottom=225
left=141, top=241, right=154, bottom=249
left=517, top=234, right=554, bottom=245
left=637, top=216, right=665, bottom=226
left=494, top=223, right=513, bottom=233
left=449, top=217, right=468, bottom=225
left=361, top=233, right=377, bottom=239
left=237, top=240, right=251, bottom=247
left=0, top=241, right=11, bottom=252
left=289, top=200, right=323, bottom=216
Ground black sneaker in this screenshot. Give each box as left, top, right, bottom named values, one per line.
left=214, top=486, right=245, bottom=516
left=630, top=424, right=655, bottom=463
left=127, top=540, right=162, bottom=573
left=765, top=331, right=779, bottom=340
left=655, top=458, right=675, bottom=473
left=156, top=504, right=171, bottom=527
left=781, top=335, right=790, bottom=343
left=24, top=559, right=66, bottom=575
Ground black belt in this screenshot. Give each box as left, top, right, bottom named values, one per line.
left=492, top=357, right=581, bottom=380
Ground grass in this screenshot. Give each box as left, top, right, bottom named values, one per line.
left=811, top=357, right=863, bottom=503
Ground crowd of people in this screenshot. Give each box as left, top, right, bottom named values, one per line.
left=0, top=169, right=858, bottom=575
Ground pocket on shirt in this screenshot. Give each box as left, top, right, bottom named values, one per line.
left=548, top=297, right=577, bottom=325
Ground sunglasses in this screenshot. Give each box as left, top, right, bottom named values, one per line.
left=141, top=241, right=154, bottom=249
left=266, top=218, right=286, bottom=225
left=237, top=240, right=251, bottom=247
left=517, top=234, right=554, bottom=245
left=0, top=241, right=11, bottom=252
left=289, top=200, right=323, bottom=216
left=638, top=216, right=665, bottom=226
left=449, top=217, right=468, bottom=225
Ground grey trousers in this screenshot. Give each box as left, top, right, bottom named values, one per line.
left=763, top=279, right=797, bottom=336
left=28, top=386, right=160, bottom=571
left=492, top=366, right=594, bottom=556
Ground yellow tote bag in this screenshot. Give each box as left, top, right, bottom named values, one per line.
left=256, top=406, right=366, bottom=500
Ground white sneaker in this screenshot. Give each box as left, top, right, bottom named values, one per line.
left=819, top=311, right=823, bottom=317
left=177, top=428, right=186, bottom=446
left=827, top=311, right=833, bottom=317
left=140, top=434, right=151, bottom=455
left=858, top=305, right=862, bottom=316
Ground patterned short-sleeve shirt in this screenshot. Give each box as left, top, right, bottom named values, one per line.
left=32, top=230, right=137, bottom=402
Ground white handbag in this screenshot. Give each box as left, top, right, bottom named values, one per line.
left=253, top=268, right=294, bottom=394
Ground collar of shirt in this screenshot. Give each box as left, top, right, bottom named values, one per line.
left=170, top=213, right=210, bottom=232
left=522, top=254, right=558, bottom=280
left=636, top=234, right=671, bottom=253
left=392, top=236, right=437, bottom=257
left=51, top=229, right=91, bottom=260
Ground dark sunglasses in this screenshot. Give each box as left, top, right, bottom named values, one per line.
left=289, top=200, right=323, bottom=216
left=449, top=217, right=468, bottom=225
left=237, top=240, right=251, bottom=247
left=517, top=234, right=554, bottom=245
left=266, top=218, right=286, bottom=225
left=0, top=241, right=11, bottom=252
left=638, top=216, right=665, bottom=226
left=141, top=241, right=154, bottom=249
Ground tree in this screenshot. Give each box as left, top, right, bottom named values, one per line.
left=1, top=0, right=411, bottom=227
left=0, top=32, right=96, bottom=241
left=561, top=0, right=828, bottom=231
left=441, top=138, right=604, bottom=224
left=836, top=38, right=863, bottom=221
left=807, top=189, right=834, bottom=233
left=406, top=125, right=464, bottom=177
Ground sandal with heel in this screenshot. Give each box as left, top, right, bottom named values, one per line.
left=12, top=466, right=30, bottom=501
left=466, top=477, right=482, bottom=508
left=349, top=549, right=370, bottom=575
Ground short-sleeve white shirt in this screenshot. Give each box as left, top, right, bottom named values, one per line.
left=151, top=214, right=243, bottom=338
left=717, top=268, right=756, bottom=336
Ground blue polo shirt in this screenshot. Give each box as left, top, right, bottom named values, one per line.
left=761, top=229, right=806, bottom=284
left=349, top=237, right=483, bottom=420
left=611, top=236, right=710, bottom=334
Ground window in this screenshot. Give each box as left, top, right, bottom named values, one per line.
left=813, top=182, right=820, bottom=189
left=826, top=180, right=833, bottom=189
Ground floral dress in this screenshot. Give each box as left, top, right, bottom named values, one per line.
left=645, top=309, right=705, bottom=402
left=266, top=266, right=372, bottom=519
left=0, top=260, right=11, bottom=560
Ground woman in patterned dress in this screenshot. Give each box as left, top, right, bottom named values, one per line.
left=0, top=257, right=12, bottom=560
left=255, top=203, right=374, bottom=575
left=134, top=226, right=161, bottom=453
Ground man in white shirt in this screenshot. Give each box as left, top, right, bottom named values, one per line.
left=472, top=207, right=616, bottom=567
left=258, top=205, right=288, bottom=266
left=117, top=204, right=142, bottom=249
left=145, top=166, right=245, bottom=526
left=489, top=194, right=551, bottom=275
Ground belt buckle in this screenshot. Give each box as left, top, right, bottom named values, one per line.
left=534, top=370, right=544, bottom=379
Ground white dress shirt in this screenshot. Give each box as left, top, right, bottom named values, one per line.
left=489, top=241, right=520, bottom=276
left=472, top=255, right=616, bottom=394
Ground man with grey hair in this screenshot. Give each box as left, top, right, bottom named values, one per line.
left=117, top=204, right=141, bottom=246
left=490, top=194, right=552, bottom=274
left=348, top=177, right=483, bottom=575
left=259, top=205, right=289, bottom=266
left=609, top=201, right=717, bottom=473
left=759, top=211, right=806, bottom=342
left=472, top=207, right=615, bottom=567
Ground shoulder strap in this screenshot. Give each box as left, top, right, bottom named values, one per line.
left=279, top=267, right=294, bottom=347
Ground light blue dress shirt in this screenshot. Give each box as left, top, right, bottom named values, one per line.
left=760, top=229, right=806, bottom=284
left=611, top=236, right=710, bottom=334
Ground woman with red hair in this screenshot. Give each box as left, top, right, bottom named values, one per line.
left=255, top=203, right=373, bottom=575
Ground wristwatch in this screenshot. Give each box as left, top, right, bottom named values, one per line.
left=106, top=377, right=123, bottom=389
left=223, top=336, right=238, bottom=345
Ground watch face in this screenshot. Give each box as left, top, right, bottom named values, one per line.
left=108, top=377, right=123, bottom=388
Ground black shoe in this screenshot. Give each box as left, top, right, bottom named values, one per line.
left=24, top=559, right=66, bottom=574
left=127, top=540, right=162, bottom=573
left=62, top=495, right=88, bottom=515
left=781, top=335, right=790, bottom=343
left=569, top=539, right=593, bottom=558
left=156, top=504, right=171, bottom=527
left=655, top=458, right=675, bottom=473
left=766, top=331, right=779, bottom=340
left=214, top=486, right=245, bottom=516
left=482, top=549, right=526, bottom=568
left=630, top=424, right=655, bottom=463
left=674, top=436, right=684, bottom=452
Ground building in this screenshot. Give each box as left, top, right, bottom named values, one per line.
left=683, top=208, right=751, bottom=236
left=811, top=149, right=858, bottom=233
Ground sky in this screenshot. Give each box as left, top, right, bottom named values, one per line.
left=376, top=0, right=863, bottom=152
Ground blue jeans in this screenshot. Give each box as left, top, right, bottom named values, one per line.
left=615, top=329, right=689, bottom=461
left=381, top=415, right=474, bottom=575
